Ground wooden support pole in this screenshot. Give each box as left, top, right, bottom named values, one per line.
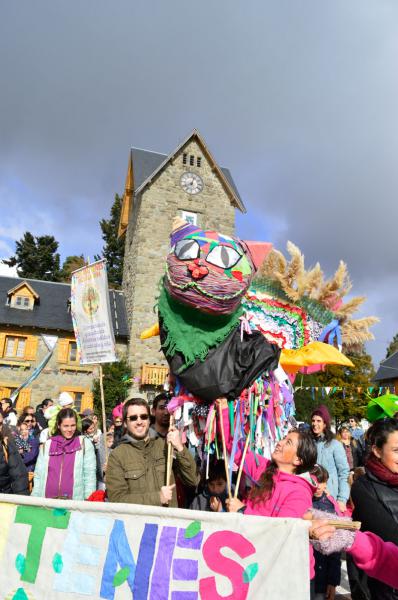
left=166, top=414, right=175, bottom=487
left=218, top=402, right=232, bottom=500
left=234, top=433, right=251, bottom=499
left=99, top=364, right=108, bottom=458
left=324, top=520, right=361, bottom=531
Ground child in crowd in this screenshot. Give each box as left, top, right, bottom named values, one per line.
left=190, top=460, right=228, bottom=512
left=15, top=417, right=39, bottom=471
left=14, top=422, right=31, bottom=456
left=312, top=464, right=342, bottom=600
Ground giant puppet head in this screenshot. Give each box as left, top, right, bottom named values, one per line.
left=158, top=220, right=279, bottom=403
left=164, top=220, right=272, bottom=315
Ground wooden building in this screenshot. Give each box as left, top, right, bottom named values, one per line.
left=0, top=276, right=128, bottom=411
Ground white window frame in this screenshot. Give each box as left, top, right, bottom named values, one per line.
left=181, top=210, right=198, bottom=226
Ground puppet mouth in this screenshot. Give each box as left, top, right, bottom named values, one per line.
left=165, top=270, right=245, bottom=301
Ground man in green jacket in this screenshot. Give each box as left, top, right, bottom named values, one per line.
left=106, top=397, right=198, bottom=507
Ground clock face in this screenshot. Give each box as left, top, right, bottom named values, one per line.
left=180, top=172, right=204, bottom=195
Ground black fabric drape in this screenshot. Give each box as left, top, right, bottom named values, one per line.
left=161, top=324, right=280, bottom=403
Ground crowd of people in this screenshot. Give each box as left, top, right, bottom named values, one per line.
left=1, top=391, right=398, bottom=599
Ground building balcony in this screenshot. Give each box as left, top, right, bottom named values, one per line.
left=141, top=364, right=169, bottom=386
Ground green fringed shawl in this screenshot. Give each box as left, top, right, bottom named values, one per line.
left=158, top=286, right=243, bottom=371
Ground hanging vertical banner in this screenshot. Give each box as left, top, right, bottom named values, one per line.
left=71, top=260, right=117, bottom=364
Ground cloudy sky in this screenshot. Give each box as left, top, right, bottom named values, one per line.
left=1, top=1, right=397, bottom=367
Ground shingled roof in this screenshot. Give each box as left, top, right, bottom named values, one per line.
left=374, top=350, right=398, bottom=382
left=131, top=137, right=245, bottom=212
left=0, top=276, right=129, bottom=339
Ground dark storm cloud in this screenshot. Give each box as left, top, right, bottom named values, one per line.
left=0, top=0, right=397, bottom=364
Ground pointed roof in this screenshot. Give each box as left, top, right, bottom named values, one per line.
left=133, top=130, right=245, bottom=212
left=374, top=350, right=398, bottom=382
left=7, top=280, right=40, bottom=299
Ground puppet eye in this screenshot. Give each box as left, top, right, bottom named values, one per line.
left=206, top=245, right=241, bottom=269
left=174, top=239, right=200, bottom=260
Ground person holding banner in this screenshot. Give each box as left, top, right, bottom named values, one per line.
left=217, top=399, right=318, bottom=582
left=32, top=407, right=96, bottom=500
left=310, top=519, right=398, bottom=593
left=106, top=398, right=198, bottom=507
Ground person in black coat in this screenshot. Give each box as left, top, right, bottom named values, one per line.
left=0, top=412, right=29, bottom=495
left=35, top=398, right=53, bottom=430
left=352, top=418, right=398, bottom=600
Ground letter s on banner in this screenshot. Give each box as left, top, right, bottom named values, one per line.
left=199, top=531, right=256, bottom=600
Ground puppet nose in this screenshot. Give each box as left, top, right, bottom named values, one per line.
left=188, top=259, right=209, bottom=280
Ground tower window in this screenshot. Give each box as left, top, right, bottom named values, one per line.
left=181, top=210, right=198, bottom=226
left=197, top=157, right=202, bottom=167
left=182, top=153, right=187, bottom=165
left=189, top=155, right=195, bottom=166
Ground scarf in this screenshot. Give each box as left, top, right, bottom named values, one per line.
left=366, top=453, right=398, bottom=487
left=158, top=286, right=243, bottom=371
left=45, top=435, right=81, bottom=499
left=342, top=442, right=354, bottom=469
left=14, top=435, right=31, bottom=454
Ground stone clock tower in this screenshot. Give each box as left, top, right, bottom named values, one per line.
left=119, top=130, right=246, bottom=391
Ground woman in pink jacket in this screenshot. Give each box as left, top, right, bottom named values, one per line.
left=310, top=520, right=398, bottom=591
left=217, top=400, right=318, bottom=586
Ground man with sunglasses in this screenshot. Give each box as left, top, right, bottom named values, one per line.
left=106, top=397, right=198, bottom=507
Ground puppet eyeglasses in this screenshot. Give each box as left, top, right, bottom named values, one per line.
left=175, top=239, right=242, bottom=269
left=127, top=414, right=149, bottom=422
left=175, top=239, right=200, bottom=260
left=206, top=245, right=241, bottom=269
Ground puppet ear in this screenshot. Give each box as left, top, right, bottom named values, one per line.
left=172, top=217, right=188, bottom=233
left=243, top=241, right=273, bottom=270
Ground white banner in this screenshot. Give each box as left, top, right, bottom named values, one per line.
left=0, top=495, right=310, bottom=599
left=71, top=260, right=117, bottom=364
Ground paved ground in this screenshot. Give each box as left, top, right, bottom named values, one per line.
left=336, top=559, right=351, bottom=599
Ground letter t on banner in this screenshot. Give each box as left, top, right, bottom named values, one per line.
left=15, top=506, right=70, bottom=583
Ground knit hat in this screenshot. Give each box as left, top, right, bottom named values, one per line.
left=58, top=392, right=74, bottom=407
left=311, top=404, right=331, bottom=427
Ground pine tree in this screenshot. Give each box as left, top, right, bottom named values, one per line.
left=96, top=194, right=125, bottom=287
left=92, top=358, right=132, bottom=416
left=386, top=334, right=398, bottom=358
left=4, top=232, right=62, bottom=281
left=60, top=255, right=86, bottom=282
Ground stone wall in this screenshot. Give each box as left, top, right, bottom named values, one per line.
left=122, top=138, right=237, bottom=389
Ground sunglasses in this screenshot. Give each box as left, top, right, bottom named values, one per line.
left=127, top=414, right=149, bottom=422
left=24, top=419, right=34, bottom=423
